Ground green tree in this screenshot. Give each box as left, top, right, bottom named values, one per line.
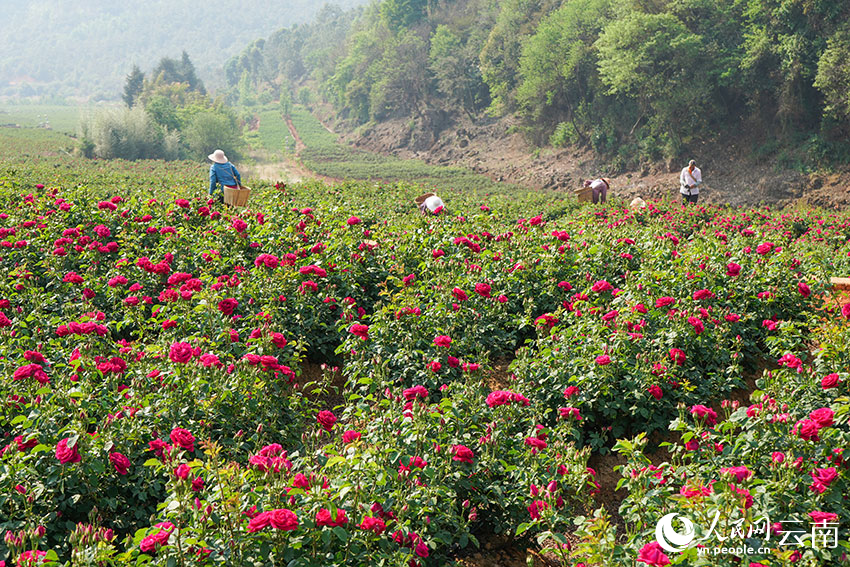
left=739, top=0, right=847, bottom=130
left=429, top=25, right=486, bottom=114
left=151, top=52, right=206, bottom=94
left=182, top=109, right=243, bottom=162
left=122, top=64, right=145, bottom=108
left=479, top=0, right=560, bottom=114
left=380, top=0, right=428, bottom=32
left=595, top=12, right=706, bottom=147
left=369, top=30, right=430, bottom=120
left=515, top=0, right=614, bottom=144
left=814, top=27, right=850, bottom=126
left=145, top=95, right=180, bottom=131
left=327, top=26, right=384, bottom=124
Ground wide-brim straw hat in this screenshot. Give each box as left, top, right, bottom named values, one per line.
left=414, top=192, right=436, bottom=206
left=208, top=149, right=227, bottom=164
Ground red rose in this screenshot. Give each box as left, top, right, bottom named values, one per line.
left=269, top=508, right=299, bottom=531
left=349, top=323, right=369, bottom=340
left=169, top=342, right=194, bottom=364
left=821, top=373, right=840, bottom=389
left=317, top=410, right=337, bottom=431
left=810, top=408, right=834, bottom=428
left=109, top=452, right=131, bottom=475
left=56, top=438, right=82, bottom=464
left=648, top=385, right=663, bottom=400
left=636, top=541, right=670, bottom=566
left=217, top=298, right=238, bottom=315
left=169, top=427, right=195, bottom=452
left=247, top=511, right=272, bottom=532
left=452, top=444, right=474, bottom=463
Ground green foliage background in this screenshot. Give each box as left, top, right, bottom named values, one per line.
left=224, top=0, right=850, bottom=166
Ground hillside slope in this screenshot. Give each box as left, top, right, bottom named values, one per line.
left=339, top=111, right=850, bottom=209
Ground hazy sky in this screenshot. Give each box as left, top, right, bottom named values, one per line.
left=0, top=0, right=369, bottom=99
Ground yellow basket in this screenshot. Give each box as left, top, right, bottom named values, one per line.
left=224, top=185, right=251, bottom=207
left=574, top=186, right=593, bottom=203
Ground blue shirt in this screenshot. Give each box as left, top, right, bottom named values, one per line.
left=209, top=162, right=241, bottom=194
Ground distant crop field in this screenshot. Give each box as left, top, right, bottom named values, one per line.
left=256, top=108, right=296, bottom=154
left=0, top=104, right=85, bottom=134
left=289, top=105, right=522, bottom=194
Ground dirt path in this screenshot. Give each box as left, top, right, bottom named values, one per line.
left=285, top=116, right=307, bottom=155
left=241, top=115, right=342, bottom=186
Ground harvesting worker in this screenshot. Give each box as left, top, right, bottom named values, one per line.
left=416, top=193, right=445, bottom=215
left=680, top=159, right=702, bottom=204
left=583, top=177, right=611, bottom=204
left=208, top=149, right=241, bottom=204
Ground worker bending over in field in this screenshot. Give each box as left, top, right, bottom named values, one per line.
left=583, top=178, right=611, bottom=204
left=415, top=193, right=445, bottom=215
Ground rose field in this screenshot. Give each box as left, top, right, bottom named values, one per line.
left=2, top=127, right=850, bottom=567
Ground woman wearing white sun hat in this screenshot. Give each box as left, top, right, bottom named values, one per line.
left=208, top=149, right=241, bottom=203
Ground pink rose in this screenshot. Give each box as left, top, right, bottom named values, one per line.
left=690, top=405, right=718, bottom=426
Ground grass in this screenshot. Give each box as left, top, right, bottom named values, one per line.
left=288, top=105, right=526, bottom=194
left=250, top=106, right=296, bottom=155
left=0, top=104, right=84, bottom=134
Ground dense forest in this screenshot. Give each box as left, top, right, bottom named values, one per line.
left=0, top=0, right=370, bottom=100
left=225, top=0, right=850, bottom=166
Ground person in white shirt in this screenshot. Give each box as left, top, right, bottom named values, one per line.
left=680, top=159, right=702, bottom=204
left=419, top=194, right=445, bottom=214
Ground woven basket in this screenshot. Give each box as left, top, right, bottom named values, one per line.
left=574, top=186, right=593, bottom=203
left=224, top=185, right=251, bottom=207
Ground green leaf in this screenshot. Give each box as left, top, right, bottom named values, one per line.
left=332, top=526, right=349, bottom=542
